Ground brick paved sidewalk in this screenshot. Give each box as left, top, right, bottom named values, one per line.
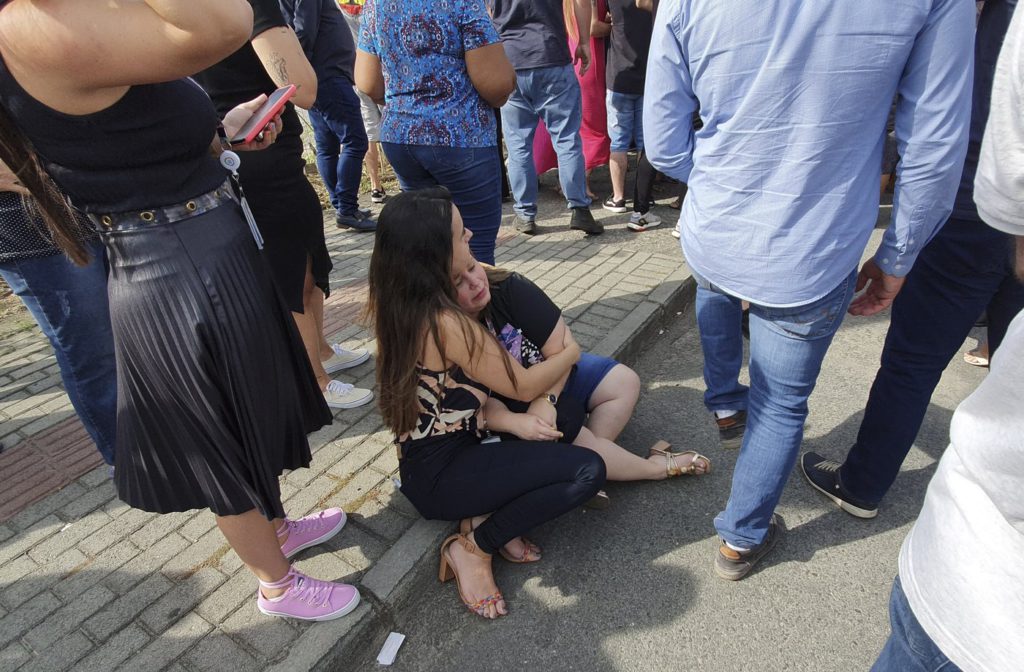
left=0, top=197, right=692, bottom=672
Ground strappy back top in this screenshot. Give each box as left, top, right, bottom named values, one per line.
left=399, top=364, right=490, bottom=445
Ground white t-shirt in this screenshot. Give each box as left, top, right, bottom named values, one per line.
left=975, top=4, right=1024, bottom=238
left=903, top=16, right=1024, bottom=665
left=899, top=310, right=1024, bottom=672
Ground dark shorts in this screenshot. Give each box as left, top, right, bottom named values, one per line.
left=564, top=353, right=619, bottom=408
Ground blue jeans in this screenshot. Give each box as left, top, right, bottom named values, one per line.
left=0, top=241, right=116, bottom=464
left=501, top=65, right=590, bottom=219
left=606, top=91, right=644, bottom=152
left=308, top=78, right=367, bottom=217
left=381, top=143, right=502, bottom=265
left=872, top=577, right=961, bottom=671
left=840, top=217, right=1024, bottom=505
left=698, top=268, right=857, bottom=548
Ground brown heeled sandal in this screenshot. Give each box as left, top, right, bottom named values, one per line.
left=438, top=533, right=505, bottom=618
left=460, top=519, right=541, bottom=564
left=649, top=440, right=712, bottom=477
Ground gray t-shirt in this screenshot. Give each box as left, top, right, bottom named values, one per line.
left=487, top=0, right=571, bottom=70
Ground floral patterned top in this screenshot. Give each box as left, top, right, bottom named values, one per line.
left=358, top=0, right=500, bottom=147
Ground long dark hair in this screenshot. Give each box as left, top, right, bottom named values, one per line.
left=0, top=103, right=89, bottom=264
left=367, top=188, right=515, bottom=436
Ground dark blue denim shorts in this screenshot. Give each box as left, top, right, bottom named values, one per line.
left=564, top=353, right=619, bottom=407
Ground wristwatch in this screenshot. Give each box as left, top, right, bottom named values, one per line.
left=538, top=393, right=557, bottom=406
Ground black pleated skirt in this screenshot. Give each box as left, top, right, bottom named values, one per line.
left=101, top=200, right=332, bottom=520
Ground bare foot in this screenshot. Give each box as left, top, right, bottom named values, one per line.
left=446, top=534, right=507, bottom=619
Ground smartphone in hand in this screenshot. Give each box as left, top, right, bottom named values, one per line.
left=229, top=84, right=297, bottom=145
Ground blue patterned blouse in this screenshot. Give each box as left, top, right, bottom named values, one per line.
left=358, top=0, right=500, bottom=148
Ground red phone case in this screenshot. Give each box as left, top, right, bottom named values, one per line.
left=229, top=84, right=297, bottom=145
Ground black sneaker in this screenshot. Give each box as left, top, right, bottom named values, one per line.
left=603, top=197, right=627, bottom=213
left=335, top=210, right=377, bottom=232
left=514, top=216, right=537, bottom=235
left=569, top=206, right=603, bottom=235
left=715, top=410, right=746, bottom=449
left=800, top=452, right=878, bottom=519
left=370, top=189, right=387, bottom=204
left=714, top=514, right=784, bottom=581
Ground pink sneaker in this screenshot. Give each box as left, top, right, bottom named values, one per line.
left=257, top=568, right=360, bottom=621
left=278, top=508, right=347, bottom=559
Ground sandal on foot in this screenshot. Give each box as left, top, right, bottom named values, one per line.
left=438, top=533, right=505, bottom=618
left=583, top=489, right=611, bottom=510
left=963, top=349, right=989, bottom=367
left=460, top=519, right=541, bottom=564
left=649, top=440, right=712, bottom=477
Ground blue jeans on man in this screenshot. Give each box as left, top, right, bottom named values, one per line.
left=872, top=577, right=961, bottom=672
left=500, top=65, right=591, bottom=221
left=837, top=217, right=1024, bottom=505
left=381, top=143, right=503, bottom=265
left=696, top=268, right=857, bottom=549
left=0, top=240, right=116, bottom=464
left=308, top=78, right=368, bottom=218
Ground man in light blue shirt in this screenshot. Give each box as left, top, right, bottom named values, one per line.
left=644, top=0, right=974, bottom=579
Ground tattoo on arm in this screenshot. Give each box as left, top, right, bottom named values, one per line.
left=269, top=53, right=289, bottom=84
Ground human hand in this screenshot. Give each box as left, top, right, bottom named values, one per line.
left=221, top=94, right=282, bottom=152
left=574, top=43, right=591, bottom=76
left=527, top=397, right=558, bottom=429
left=847, top=258, right=906, bottom=317
left=511, top=413, right=562, bottom=441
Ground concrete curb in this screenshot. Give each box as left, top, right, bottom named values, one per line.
left=298, top=267, right=697, bottom=669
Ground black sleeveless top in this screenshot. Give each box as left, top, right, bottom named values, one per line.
left=0, top=58, right=226, bottom=213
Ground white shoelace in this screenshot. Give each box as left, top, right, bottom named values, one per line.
left=330, top=344, right=354, bottom=357
left=325, top=380, right=354, bottom=396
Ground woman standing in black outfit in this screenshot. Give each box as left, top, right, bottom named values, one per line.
left=193, top=0, right=373, bottom=411
left=0, top=0, right=359, bottom=622
left=368, top=188, right=606, bottom=620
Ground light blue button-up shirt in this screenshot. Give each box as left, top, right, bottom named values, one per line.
left=644, top=0, right=974, bottom=307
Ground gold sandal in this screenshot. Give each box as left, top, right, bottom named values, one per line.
left=649, top=440, right=712, bottom=477
left=438, top=533, right=505, bottom=618
left=460, top=518, right=541, bottom=564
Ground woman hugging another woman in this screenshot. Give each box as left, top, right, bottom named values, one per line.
left=368, top=188, right=606, bottom=620
left=454, top=248, right=712, bottom=496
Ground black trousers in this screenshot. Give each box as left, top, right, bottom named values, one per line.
left=633, top=150, right=658, bottom=214
left=399, top=435, right=606, bottom=555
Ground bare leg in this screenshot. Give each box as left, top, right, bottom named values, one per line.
left=574, top=425, right=668, bottom=481
left=216, top=509, right=291, bottom=598
left=585, top=168, right=596, bottom=200
left=609, top=151, right=628, bottom=202
left=293, top=259, right=329, bottom=391
left=585, top=364, right=640, bottom=441
left=305, top=267, right=333, bottom=361
left=366, top=142, right=382, bottom=192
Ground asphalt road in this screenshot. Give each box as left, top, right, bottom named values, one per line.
left=348, top=215, right=984, bottom=672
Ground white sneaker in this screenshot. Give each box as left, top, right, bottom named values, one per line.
left=671, top=221, right=681, bottom=239
left=323, top=380, right=373, bottom=409
left=322, top=344, right=370, bottom=374
left=628, top=211, right=662, bottom=232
